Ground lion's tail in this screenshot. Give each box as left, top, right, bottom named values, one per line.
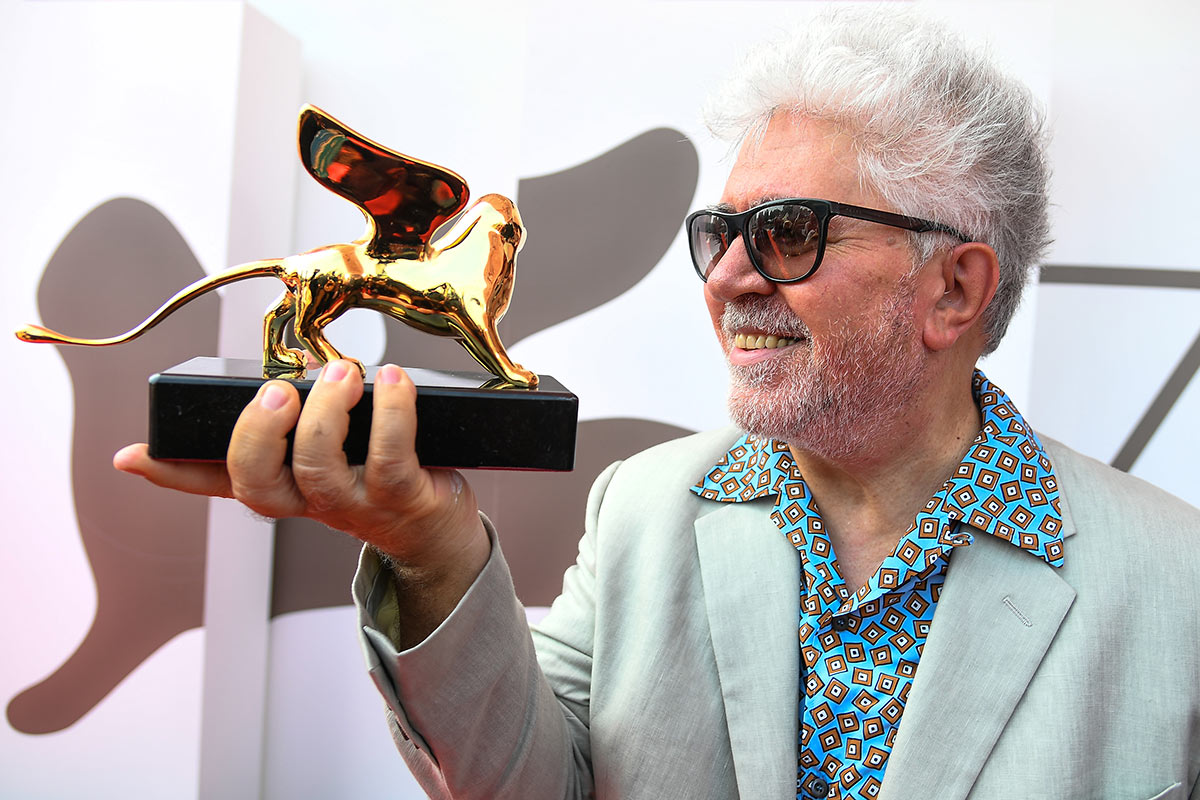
left=15, top=259, right=286, bottom=346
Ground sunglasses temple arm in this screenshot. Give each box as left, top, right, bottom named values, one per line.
left=925, top=222, right=973, bottom=243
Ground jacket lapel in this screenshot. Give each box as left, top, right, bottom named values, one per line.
left=695, top=500, right=800, bottom=800
left=879, top=528, right=1077, bottom=799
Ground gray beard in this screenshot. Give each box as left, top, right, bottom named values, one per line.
left=722, top=284, right=926, bottom=461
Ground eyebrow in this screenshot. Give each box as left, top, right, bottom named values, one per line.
left=705, top=198, right=883, bottom=231
left=707, top=195, right=796, bottom=214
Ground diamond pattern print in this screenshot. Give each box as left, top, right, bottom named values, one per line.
left=693, top=371, right=1064, bottom=799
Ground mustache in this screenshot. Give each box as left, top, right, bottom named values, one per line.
left=720, top=296, right=811, bottom=340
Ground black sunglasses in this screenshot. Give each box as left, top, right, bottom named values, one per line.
left=686, top=198, right=971, bottom=283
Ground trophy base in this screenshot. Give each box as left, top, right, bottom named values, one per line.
left=148, top=357, right=578, bottom=471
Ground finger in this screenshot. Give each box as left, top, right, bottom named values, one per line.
left=363, top=364, right=426, bottom=502
left=366, top=369, right=472, bottom=512
left=291, top=360, right=364, bottom=512
left=113, top=443, right=233, bottom=498
left=226, top=380, right=306, bottom=516
left=363, top=366, right=484, bottom=566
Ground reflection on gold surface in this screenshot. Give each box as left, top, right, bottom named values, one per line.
left=16, top=105, right=538, bottom=387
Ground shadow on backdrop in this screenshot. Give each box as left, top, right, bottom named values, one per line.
left=8, top=198, right=216, bottom=734
left=11, top=128, right=700, bottom=733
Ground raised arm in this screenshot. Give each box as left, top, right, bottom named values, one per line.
left=115, top=358, right=596, bottom=797
left=113, top=360, right=489, bottom=646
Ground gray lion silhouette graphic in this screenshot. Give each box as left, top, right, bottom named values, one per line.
left=9, top=127, right=699, bottom=734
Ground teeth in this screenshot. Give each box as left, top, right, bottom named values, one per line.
left=735, top=333, right=798, bottom=351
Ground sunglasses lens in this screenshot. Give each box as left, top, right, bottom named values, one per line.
left=749, top=204, right=821, bottom=280
left=689, top=214, right=731, bottom=279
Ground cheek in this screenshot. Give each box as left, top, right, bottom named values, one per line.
left=776, top=283, right=833, bottom=334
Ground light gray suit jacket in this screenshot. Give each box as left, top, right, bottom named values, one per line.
left=356, top=427, right=1200, bottom=799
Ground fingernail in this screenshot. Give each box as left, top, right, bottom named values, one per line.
left=323, top=361, right=349, bottom=383
left=262, top=383, right=289, bottom=410
left=377, top=364, right=401, bottom=385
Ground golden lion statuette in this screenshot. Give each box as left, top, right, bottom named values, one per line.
left=16, top=104, right=538, bottom=388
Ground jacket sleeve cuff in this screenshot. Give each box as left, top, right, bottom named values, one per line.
left=351, top=513, right=531, bottom=761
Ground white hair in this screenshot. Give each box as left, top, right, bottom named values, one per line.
left=704, top=6, right=1051, bottom=354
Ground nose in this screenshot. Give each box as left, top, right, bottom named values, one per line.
left=703, top=237, right=775, bottom=304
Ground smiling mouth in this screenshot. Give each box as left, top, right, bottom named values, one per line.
left=734, top=332, right=802, bottom=351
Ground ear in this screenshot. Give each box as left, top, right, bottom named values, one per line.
left=922, top=242, right=999, bottom=353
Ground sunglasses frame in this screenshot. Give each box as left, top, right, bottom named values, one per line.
left=686, top=198, right=971, bottom=284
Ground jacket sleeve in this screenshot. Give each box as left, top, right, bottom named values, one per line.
left=353, top=462, right=623, bottom=799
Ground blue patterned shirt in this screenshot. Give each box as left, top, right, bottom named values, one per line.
left=692, top=371, right=1064, bottom=800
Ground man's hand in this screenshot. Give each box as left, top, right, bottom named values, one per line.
left=113, top=361, right=490, bottom=644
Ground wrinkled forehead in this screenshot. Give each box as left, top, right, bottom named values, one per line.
left=721, top=115, right=878, bottom=211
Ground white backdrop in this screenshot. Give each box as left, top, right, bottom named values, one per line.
left=1, top=0, right=1197, bottom=798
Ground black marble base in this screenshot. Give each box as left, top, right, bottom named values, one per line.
left=148, top=357, right=578, bottom=471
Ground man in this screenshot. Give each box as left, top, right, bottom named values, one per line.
left=116, top=7, right=1200, bottom=799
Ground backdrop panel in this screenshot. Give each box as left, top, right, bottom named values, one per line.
left=1, top=2, right=298, bottom=798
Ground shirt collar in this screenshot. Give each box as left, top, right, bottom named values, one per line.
left=692, top=370, right=1065, bottom=568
